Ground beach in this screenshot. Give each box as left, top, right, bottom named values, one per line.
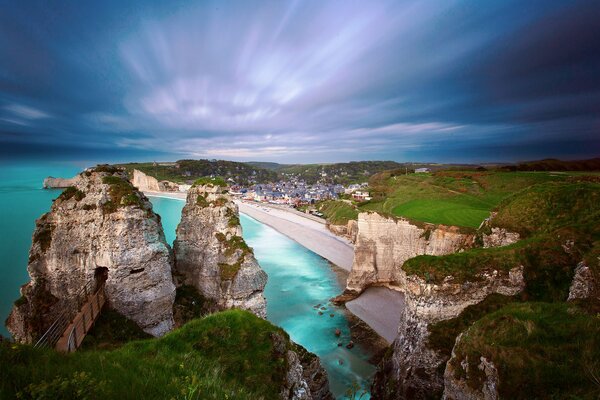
left=235, top=200, right=355, bottom=271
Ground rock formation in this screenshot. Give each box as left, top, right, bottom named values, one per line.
left=338, top=211, right=521, bottom=398
left=327, top=219, right=358, bottom=243
left=371, top=267, right=524, bottom=399
left=132, top=169, right=186, bottom=192
left=7, top=167, right=176, bottom=342
left=173, top=182, right=267, bottom=318
left=568, top=261, right=597, bottom=301
left=43, top=175, right=81, bottom=188
left=442, top=337, right=501, bottom=400
left=346, top=213, right=477, bottom=295
left=273, top=332, right=333, bottom=400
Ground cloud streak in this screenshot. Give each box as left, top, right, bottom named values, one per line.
left=0, top=0, right=598, bottom=162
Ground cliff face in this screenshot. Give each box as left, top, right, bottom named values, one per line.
left=273, top=332, right=334, bottom=400
left=346, top=213, right=477, bottom=294
left=372, top=267, right=525, bottom=399
left=173, top=184, right=267, bottom=318
left=342, top=211, right=521, bottom=398
left=132, top=169, right=184, bottom=192
left=327, top=219, right=358, bottom=243
left=132, top=169, right=162, bottom=191
left=7, top=169, right=176, bottom=343
left=43, top=176, right=81, bottom=188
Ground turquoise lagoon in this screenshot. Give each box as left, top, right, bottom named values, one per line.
left=0, top=164, right=375, bottom=398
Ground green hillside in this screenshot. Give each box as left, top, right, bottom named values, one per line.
left=117, top=160, right=278, bottom=185
left=359, top=170, right=592, bottom=228
left=0, top=310, right=302, bottom=400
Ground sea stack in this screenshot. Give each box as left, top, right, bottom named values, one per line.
left=6, top=166, right=176, bottom=342
left=173, top=179, right=267, bottom=318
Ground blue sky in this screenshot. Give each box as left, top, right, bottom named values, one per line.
left=0, top=0, right=598, bottom=163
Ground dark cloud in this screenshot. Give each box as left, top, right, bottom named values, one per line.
left=0, top=0, right=598, bottom=163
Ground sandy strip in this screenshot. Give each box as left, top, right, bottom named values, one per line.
left=235, top=200, right=355, bottom=271
left=346, top=287, right=405, bottom=343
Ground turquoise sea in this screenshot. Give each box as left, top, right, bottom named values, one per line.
left=0, top=163, right=375, bottom=398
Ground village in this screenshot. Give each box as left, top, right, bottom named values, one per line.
left=229, top=176, right=372, bottom=207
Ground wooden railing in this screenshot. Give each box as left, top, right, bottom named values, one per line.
left=34, top=279, right=106, bottom=352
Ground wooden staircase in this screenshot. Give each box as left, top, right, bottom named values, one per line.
left=34, top=280, right=106, bottom=352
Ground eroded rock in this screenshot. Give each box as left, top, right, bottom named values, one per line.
left=7, top=168, right=176, bottom=342
left=173, top=183, right=267, bottom=317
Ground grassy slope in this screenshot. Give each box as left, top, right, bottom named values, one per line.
left=0, top=310, right=291, bottom=400
left=360, top=171, right=575, bottom=228
left=317, top=200, right=359, bottom=225
left=408, top=181, right=600, bottom=398
left=449, top=302, right=600, bottom=399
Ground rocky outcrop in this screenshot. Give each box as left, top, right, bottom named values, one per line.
left=327, top=219, right=359, bottom=243
left=346, top=213, right=477, bottom=294
left=173, top=183, right=267, bottom=318
left=132, top=169, right=183, bottom=192
left=568, top=261, right=597, bottom=301
left=371, top=267, right=525, bottom=399
left=272, top=332, right=333, bottom=400
left=43, top=175, right=81, bottom=188
left=443, top=339, right=500, bottom=400
left=7, top=168, right=176, bottom=342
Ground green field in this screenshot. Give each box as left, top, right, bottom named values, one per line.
left=359, top=171, right=589, bottom=228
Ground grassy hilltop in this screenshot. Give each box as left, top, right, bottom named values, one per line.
left=0, top=310, right=301, bottom=400
left=318, top=169, right=599, bottom=229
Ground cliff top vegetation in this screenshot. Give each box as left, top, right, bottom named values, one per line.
left=360, top=169, right=600, bottom=228
left=0, top=310, right=294, bottom=400
left=449, top=302, right=600, bottom=399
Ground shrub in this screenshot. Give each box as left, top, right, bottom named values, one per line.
left=58, top=187, right=85, bottom=202
left=192, top=177, right=227, bottom=188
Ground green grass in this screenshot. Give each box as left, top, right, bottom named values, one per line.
left=427, top=294, right=517, bottom=361
left=193, top=176, right=227, bottom=187
left=361, top=171, right=579, bottom=228
left=403, top=233, right=579, bottom=299
left=449, top=302, right=600, bottom=399
left=80, top=308, right=151, bottom=351
left=0, top=310, right=293, bottom=400
left=57, top=186, right=85, bottom=202
left=391, top=199, right=489, bottom=228
left=101, top=176, right=143, bottom=214
left=491, top=181, right=600, bottom=237
left=317, top=200, right=358, bottom=225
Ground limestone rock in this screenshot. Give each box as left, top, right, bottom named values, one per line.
left=272, top=332, right=333, bottom=400
left=442, top=335, right=500, bottom=400
left=173, top=184, right=267, bottom=318
left=371, top=266, right=525, bottom=399
left=568, top=261, right=597, bottom=301
left=43, top=175, right=81, bottom=189
left=132, top=169, right=182, bottom=192
left=327, top=219, right=359, bottom=244
left=7, top=168, right=176, bottom=342
left=346, top=213, right=476, bottom=293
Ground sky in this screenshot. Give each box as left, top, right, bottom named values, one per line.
left=0, top=0, right=598, bottom=164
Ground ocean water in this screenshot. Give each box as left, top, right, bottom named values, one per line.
left=239, top=213, right=376, bottom=398
left=0, top=163, right=82, bottom=338
left=0, top=164, right=375, bottom=398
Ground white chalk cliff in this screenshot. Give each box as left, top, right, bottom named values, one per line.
left=7, top=168, right=176, bottom=342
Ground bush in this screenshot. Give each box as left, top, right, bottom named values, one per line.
left=58, top=187, right=85, bottom=202
left=192, top=177, right=227, bottom=188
